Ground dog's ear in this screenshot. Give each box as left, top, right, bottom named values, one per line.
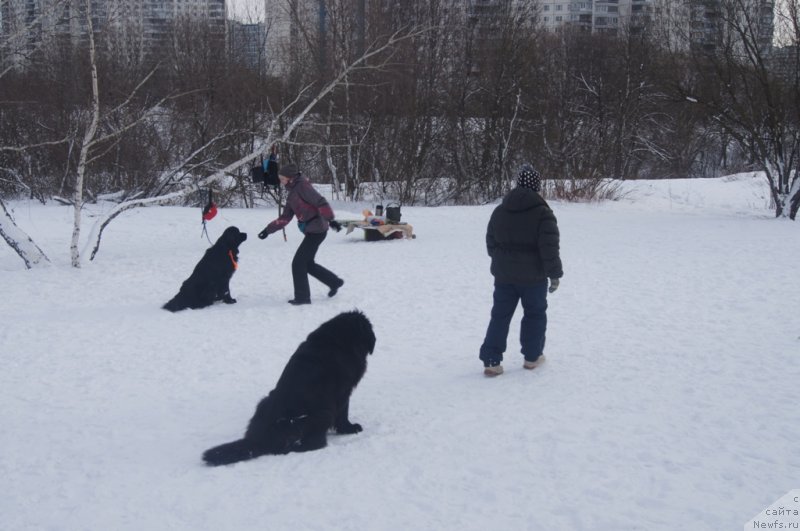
left=357, top=314, right=376, bottom=355
left=366, top=331, right=376, bottom=355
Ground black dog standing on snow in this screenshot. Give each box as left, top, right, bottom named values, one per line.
left=202, top=310, right=376, bottom=466
left=163, top=226, right=247, bottom=312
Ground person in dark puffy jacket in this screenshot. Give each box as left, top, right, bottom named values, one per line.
left=258, top=163, right=344, bottom=305
left=479, top=164, right=563, bottom=376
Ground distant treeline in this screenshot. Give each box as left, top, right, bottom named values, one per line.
left=1, top=1, right=798, bottom=216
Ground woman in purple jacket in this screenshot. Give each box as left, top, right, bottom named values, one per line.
left=258, top=163, right=344, bottom=305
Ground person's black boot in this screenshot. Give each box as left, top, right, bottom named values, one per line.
left=328, top=279, right=344, bottom=298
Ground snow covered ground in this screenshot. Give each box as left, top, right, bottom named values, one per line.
left=1, top=173, right=797, bottom=530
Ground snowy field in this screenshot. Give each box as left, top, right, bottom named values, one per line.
left=1, top=173, right=797, bottom=530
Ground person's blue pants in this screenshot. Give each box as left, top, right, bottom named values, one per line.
left=479, top=281, right=548, bottom=366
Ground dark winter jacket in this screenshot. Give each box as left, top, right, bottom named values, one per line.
left=264, top=175, right=335, bottom=235
left=486, top=187, right=563, bottom=285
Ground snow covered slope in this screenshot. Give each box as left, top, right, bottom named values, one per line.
left=1, top=173, right=797, bottom=530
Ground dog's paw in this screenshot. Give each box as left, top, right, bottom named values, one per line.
left=335, top=422, right=362, bottom=434
left=223, top=297, right=237, bottom=304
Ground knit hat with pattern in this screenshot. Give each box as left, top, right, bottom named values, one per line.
left=517, top=164, right=541, bottom=192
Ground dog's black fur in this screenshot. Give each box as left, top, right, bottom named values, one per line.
left=163, top=226, right=247, bottom=312
left=202, top=310, right=376, bottom=466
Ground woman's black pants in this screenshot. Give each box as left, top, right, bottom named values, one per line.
left=292, top=231, right=340, bottom=301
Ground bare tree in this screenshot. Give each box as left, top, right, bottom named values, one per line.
left=66, top=0, right=188, bottom=266
left=0, top=0, right=70, bottom=80
left=680, top=0, right=800, bottom=219
left=84, top=25, right=427, bottom=261
left=452, top=1, right=540, bottom=200
left=0, top=0, right=74, bottom=204
left=68, top=0, right=102, bottom=266
left=536, top=30, right=607, bottom=184
left=773, top=0, right=800, bottom=218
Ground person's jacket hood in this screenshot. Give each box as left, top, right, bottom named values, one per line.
left=501, top=186, right=546, bottom=213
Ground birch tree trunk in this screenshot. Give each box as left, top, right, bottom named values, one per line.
left=325, top=100, right=341, bottom=200
left=0, top=199, right=50, bottom=269
left=70, top=0, right=101, bottom=268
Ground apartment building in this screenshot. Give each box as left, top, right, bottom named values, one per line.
left=646, top=0, right=774, bottom=54
left=540, top=0, right=773, bottom=53
left=539, top=0, right=635, bottom=35
left=262, top=0, right=320, bottom=72
left=229, top=20, right=266, bottom=71
left=1, top=0, right=226, bottom=59
left=696, top=0, right=773, bottom=54
left=254, top=0, right=774, bottom=77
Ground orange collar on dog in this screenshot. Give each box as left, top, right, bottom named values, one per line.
left=228, top=250, right=238, bottom=270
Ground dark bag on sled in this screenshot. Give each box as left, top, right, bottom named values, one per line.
left=385, top=202, right=402, bottom=223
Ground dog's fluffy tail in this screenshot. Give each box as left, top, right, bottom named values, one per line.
left=162, top=294, right=185, bottom=312
left=202, top=439, right=263, bottom=466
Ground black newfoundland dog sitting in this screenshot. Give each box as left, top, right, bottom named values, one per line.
left=163, top=226, right=247, bottom=312
left=202, top=310, right=376, bottom=466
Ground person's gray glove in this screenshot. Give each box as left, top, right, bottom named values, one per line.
left=548, top=278, right=560, bottom=294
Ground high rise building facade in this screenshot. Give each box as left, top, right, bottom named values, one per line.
left=648, top=0, right=774, bottom=54
left=525, top=0, right=773, bottom=50
left=229, top=20, right=266, bottom=71
left=539, top=0, right=634, bottom=35
left=255, top=0, right=775, bottom=78
left=1, top=0, right=226, bottom=58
